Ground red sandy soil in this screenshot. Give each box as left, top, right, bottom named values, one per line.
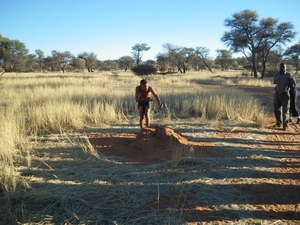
left=89, top=85, right=300, bottom=224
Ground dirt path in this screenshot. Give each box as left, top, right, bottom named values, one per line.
left=230, top=85, right=300, bottom=223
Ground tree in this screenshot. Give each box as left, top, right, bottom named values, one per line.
left=51, top=50, right=74, bottom=73
left=257, top=19, right=296, bottom=78
left=44, top=55, right=58, bottom=72
left=221, top=9, right=296, bottom=78
left=70, top=57, right=86, bottom=72
left=131, top=43, right=150, bottom=65
left=145, top=59, right=156, bottom=66
left=215, top=49, right=233, bottom=70
left=35, top=49, right=44, bottom=72
left=189, top=54, right=203, bottom=71
left=118, top=56, right=135, bottom=72
left=265, top=46, right=284, bottom=70
left=0, top=35, right=29, bottom=73
left=156, top=53, right=170, bottom=74
left=284, top=43, right=300, bottom=74
left=195, top=46, right=213, bottom=73
left=25, top=54, right=37, bottom=72
left=100, top=60, right=119, bottom=71
left=78, top=52, right=98, bottom=72
left=160, top=43, right=186, bottom=73
left=182, top=47, right=196, bottom=73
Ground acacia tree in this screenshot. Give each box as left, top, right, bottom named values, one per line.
left=156, top=53, right=170, bottom=74
left=25, top=54, right=37, bottom=72
left=35, top=49, right=44, bottom=72
left=264, top=46, right=284, bottom=71
left=131, top=43, right=150, bottom=65
left=158, top=44, right=213, bottom=73
left=284, top=43, right=300, bottom=74
left=100, top=60, right=119, bottom=71
left=258, top=19, right=296, bottom=78
left=44, top=55, right=58, bottom=71
left=215, top=49, right=233, bottom=70
left=189, top=54, right=203, bottom=71
left=78, top=52, right=98, bottom=72
left=70, top=57, right=86, bottom=72
left=160, top=43, right=185, bottom=73
left=118, top=56, right=135, bottom=72
left=195, top=46, right=213, bottom=73
left=221, top=9, right=296, bottom=78
left=0, top=35, right=29, bottom=73
left=182, top=47, right=196, bottom=73
left=51, top=50, right=74, bottom=73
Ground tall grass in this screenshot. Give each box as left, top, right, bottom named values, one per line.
left=161, top=88, right=265, bottom=124
left=0, top=71, right=269, bottom=202
left=1, top=71, right=268, bottom=135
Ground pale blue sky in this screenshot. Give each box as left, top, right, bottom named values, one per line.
left=2, top=0, right=300, bottom=61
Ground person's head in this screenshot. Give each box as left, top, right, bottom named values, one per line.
left=140, top=79, right=149, bottom=91
left=279, top=63, right=286, bottom=73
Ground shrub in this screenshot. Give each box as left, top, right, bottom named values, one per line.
left=264, top=69, right=277, bottom=77
left=131, top=64, right=157, bottom=76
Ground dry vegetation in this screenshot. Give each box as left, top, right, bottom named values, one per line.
left=1, top=70, right=296, bottom=224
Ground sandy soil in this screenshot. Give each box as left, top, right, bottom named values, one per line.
left=89, top=85, right=300, bottom=224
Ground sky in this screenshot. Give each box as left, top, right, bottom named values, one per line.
left=2, top=0, right=300, bottom=61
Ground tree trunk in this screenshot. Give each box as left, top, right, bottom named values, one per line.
left=197, top=56, right=213, bottom=73
left=175, top=63, right=183, bottom=73
left=251, top=54, right=258, bottom=78
left=261, top=63, right=266, bottom=79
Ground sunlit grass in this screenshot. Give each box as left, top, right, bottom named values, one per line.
left=0, top=70, right=273, bottom=224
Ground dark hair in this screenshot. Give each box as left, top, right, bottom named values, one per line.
left=140, top=79, right=148, bottom=85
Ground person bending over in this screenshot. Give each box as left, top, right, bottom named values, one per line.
left=135, top=79, right=163, bottom=129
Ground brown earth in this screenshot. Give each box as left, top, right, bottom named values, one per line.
left=89, top=85, right=300, bottom=224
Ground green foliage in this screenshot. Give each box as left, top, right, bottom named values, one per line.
left=118, top=56, right=135, bottom=71
left=131, top=64, right=157, bottom=76
left=131, top=43, right=151, bottom=65
left=0, top=35, right=29, bottom=72
left=221, top=9, right=296, bottom=78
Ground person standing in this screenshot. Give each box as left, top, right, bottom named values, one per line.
left=274, top=63, right=296, bottom=130
left=289, top=77, right=300, bottom=124
left=135, top=79, right=163, bottom=129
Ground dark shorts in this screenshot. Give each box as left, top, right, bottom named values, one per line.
left=138, top=101, right=151, bottom=109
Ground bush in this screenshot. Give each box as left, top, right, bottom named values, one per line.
left=264, top=69, right=277, bottom=78
left=131, top=64, right=157, bottom=76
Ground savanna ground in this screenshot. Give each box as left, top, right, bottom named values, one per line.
left=0, top=71, right=299, bottom=224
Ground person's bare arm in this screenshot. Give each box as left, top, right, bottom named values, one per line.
left=150, top=88, right=163, bottom=108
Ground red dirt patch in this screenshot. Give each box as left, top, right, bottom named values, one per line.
left=89, top=126, right=216, bottom=165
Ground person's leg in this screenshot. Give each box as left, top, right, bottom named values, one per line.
left=290, top=92, right=296, bottom=117
left=145, top=106, right=151, bottom=127
left=282, top=94, right=290, bottom=129
left=290, top=91, right=300, bottom=123
left=274, top=93, right=282, bottom=125
left=139, top=106, right=145, bottom=129
left=294, top=91, right=300, bottom=123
